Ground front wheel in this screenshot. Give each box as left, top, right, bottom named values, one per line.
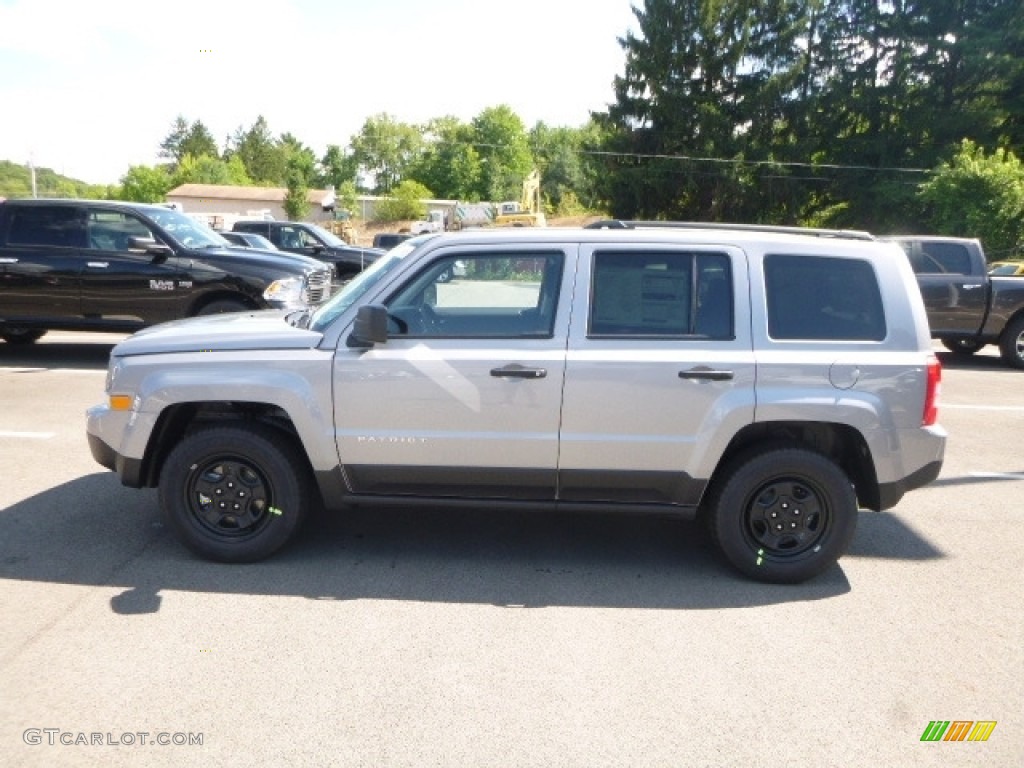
left=707, top=446, right=858, bottom=583
left=998, top=315, right=1024, bottom=370
left=1, top=327, right=47, bottom=345
left=159, top=424, right=309, bottom=562
left=941, top=337, right=984, bottom=356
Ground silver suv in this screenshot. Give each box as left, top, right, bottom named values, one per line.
left=87, top=223, right=946, bottom=583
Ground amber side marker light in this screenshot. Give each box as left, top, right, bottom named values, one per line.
left=109, top=395, right=134, bottom=411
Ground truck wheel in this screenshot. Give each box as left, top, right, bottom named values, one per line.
left=196, top=299, right=250, bottom=316
left=0, top=328, right=46, bottom=345
left=941, top=338, right=984, bottom=356
left=159, top=424, right=309, bottom=562
left=998, top=315, right=1024, bottom=369
left=707, top=445, right=858, bottom=583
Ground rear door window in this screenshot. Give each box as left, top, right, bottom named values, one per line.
left=765, top=254, right=886, bottom=341
left=6, top=205, right=85, bottom=248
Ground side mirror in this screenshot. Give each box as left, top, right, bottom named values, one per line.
left=347, top=304, right=389, bottom=347
left=128, top=236, right=173, bottom=258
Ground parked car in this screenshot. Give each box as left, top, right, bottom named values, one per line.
left=0, top=199, right=333, bottom=344
left=87, top=222, right=946, bottom=583
left=884, top=236, right=1024, bottom=367
left=232, top=220, right=384, bottom=280
left=220, top=231, right=278, bottom=250
left=988, top=261, right=1024, bottom=276
left=372, top=232, right=413, bottom=250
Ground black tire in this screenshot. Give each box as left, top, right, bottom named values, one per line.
left=998, top=315, right=1024, bottom=370
left=1, top=327, right=47, bottom=345
left=158, top=423, right=309, bottom=562
left=941, top=337, right=984, bottom=356
left=707, top=445, right=858, bottom=583
left=196, top=299, right=250, bottom=316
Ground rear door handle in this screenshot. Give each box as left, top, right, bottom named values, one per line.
left=491, top=364, right=547, bottom=379
left=0, top=257, right=18, bottom=264
left=679, top=366, right=734, bottom=381
left=86, top=261, right=110, bottom=269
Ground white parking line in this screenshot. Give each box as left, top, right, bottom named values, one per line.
left=969, top=471, right=1024, bottom=480
left=0, top=430, right=55, bottom=439
left=943, top=404, right=1024, bottom=412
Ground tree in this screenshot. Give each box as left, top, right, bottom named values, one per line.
left=375, top=179, right=433, bottom=222
left=411, top=116, right=482, bottom=200
left=282, top=149, right=313, bottom=220
left=318, top=144, right=359, bottom=191
left=918, top=140, right=1024, bottom=259
left=160, top=116, right=218, bottom=165
left=171, top=154, right=252, bottom=187
left=118, top=165, right=170, bottom=202
left=470, top=105, right=534, bottom=201
left=228, top=116, right=287, bottom=185
left=350, top=113, right=424, bottom=194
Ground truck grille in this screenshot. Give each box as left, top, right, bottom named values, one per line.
left=304, top=268, right=333, bottom=305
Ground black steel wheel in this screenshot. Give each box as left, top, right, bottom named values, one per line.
left=159, top=424, right=309, bottom=562
left=708, top=445, right=858, bottom=583
left=998, top=315, right=1024, bottom=370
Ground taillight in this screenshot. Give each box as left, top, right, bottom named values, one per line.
left=923, top=354, right=941, bottom=426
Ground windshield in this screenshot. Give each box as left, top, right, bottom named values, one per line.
left=144, top=207, right=229, bottom=249
left=309, top=239, right=425, bottom=332
left=307, top=223, right=345, bottom=247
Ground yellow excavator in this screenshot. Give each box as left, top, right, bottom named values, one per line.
left=495, top=169, right=546, bottom=227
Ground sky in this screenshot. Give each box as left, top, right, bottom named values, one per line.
left=0, top=0, right=638, bottom=185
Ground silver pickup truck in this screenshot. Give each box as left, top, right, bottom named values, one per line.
left=87, top=224, right=946, bottom=583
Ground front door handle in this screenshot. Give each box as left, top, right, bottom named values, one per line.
left=491, top=364, right=547, bottom=379
left=86, top=261, right=110, bottom=269
left=679, top=366, right=734, bottom=381
left=0, top=257, right=18, bottom=264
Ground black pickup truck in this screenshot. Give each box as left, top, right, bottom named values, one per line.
left=886, top=235, right=1024, bottom=368
left=0, top=199, right=333, bottom=345
left=232, top=220, right=383, bottom=280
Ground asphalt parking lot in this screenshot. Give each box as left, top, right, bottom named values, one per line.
left=1, top=332, right=1021, bottom=767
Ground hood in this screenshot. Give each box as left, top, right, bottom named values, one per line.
left=113, top=310, right=324, bottom=357
left=193, top=245, right=327, bottom=273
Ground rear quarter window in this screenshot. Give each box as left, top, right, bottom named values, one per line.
left=765, top=254, right=886, bottom=341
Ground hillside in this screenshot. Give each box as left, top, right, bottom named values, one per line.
left=0, top=160, right=104, bottom=199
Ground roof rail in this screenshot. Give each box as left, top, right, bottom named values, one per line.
left=584, top=219, right=876, bottom=241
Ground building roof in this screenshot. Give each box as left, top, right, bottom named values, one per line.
left=167, top=183, right=330, bottom=204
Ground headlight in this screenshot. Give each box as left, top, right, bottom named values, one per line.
left=263, top=277, right=304, bottom=306
left=106, top=359, right=123, bottom=393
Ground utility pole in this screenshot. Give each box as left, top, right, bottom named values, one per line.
left=27, top=156, right=37, bottom=198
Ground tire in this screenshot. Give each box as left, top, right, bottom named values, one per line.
left=158, top=423, right=310, bottom=562
left=707, top=445, right=858, bottom=583
left=196, top=299, right=250, bottom=316
left=998, top=315, right=1024, bottom=370
left=941, top=337, right=984, bottom=356
left=1, top=327, right=46, bottom=345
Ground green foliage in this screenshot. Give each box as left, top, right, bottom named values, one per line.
left=118, top=165, right=171, bottom=203
left=350, top=114, right=424, bottom=194
left=0, top=160, right=101, bottom=199
left=282, top=152, right=313, bottom=220
left=918, top=140, right=1024, bottom=259
left=375, top=180, right=432, bottom=222
left=318, top=145, right=359, bottom=191
left=411, top=116, right=482, bottom=201
left=171, top=154, right=251, bottom=187
left=227, top=116, right=287, bottom=185
left=471, top=105, right=534, bottom=201
left=160, top=116, right=219, bottom=166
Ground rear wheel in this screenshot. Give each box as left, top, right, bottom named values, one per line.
left=998, top=315, right=1024, bottom=369
left=159, top=424, right=309, bottom=562
left=707, top=445, right=858, bottom=583
left=0, top=327, right=47, bottom=345
left=941, top=337, right=984, bottom=356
